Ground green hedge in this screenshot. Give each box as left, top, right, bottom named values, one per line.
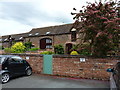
left=40, top=51, right=54, bottom=55
left=28, top=48, right=39, bottom=51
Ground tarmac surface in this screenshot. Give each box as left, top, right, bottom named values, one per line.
left=2, top=74, right=110, bottom=89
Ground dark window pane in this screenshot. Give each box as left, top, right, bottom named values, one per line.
left=9, top=56, right=22, bottom=63
left=71, top=31, right=76, bottom=42
left=40, top=38, right=52, bottom=49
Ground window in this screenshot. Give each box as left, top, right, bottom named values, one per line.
left=35, top=33, right=39, bottom=35
left=46, top=32, right=50, bottom=35
left=19, top=37, right=23, bottom=40
left=40, top=38, right=52, bottom=49
left=0, top=57, right=5, bottom=64
left=71, top=31, right=76, bottom=42
left=4, top=38, right=8, bottom=41
left=46, top=39, right=52, bottom=43
left=29, top=34, right=32, bottom=36
left=9, top=56, right=23, bottom=64
left=46, top=45, right=52, bottom=49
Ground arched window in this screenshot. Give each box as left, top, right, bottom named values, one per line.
left=40, top=38, right=52, bottom=49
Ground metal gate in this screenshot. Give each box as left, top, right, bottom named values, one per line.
left=43, top=55, right=53, bottom=74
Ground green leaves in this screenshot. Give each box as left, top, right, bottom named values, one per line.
left=54, top=44, right=64, bottom=54
left=11, top=42, right=26, bottom=53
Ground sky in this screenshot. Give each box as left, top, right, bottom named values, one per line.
left=0, top=0, right=113, bottom=36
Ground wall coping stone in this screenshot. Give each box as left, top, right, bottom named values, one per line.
left=2, top=53, right=120, bottom=59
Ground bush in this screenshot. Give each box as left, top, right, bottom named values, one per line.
left=0, top=46, right=2, bottom=50
left=11, top=42, right=26, bottom=53
left=78, top=49, right=91, bottom=55
left=4, top=48, right=12, bottom=53
left=54, top=44, right=64, bottom=54
left=28, top=47, right=39, bottom=51
left=70, top=51, right=79, bottom=55
left=40, top=51, right=54, bottom=55
left=24, top=41, right=33, bottom=51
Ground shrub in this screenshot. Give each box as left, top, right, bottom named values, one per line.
left=28, top=47, right=39, bottom=51
left=0, top=46, right=2, bottom=50
left=4, top=48, right=12, bottom=53
left=24, top=41, right=33, bottom=51
left=11, top=42, right=26, bottom=53
left=54, top=44, right=64, bottom=54
left=70, top=51, right=79, bottom=55
left=40, top=51, right=54, bottom=55
left=78, top=49, right=91, bottom=55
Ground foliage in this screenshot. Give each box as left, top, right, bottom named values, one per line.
left=72, top=0, right=120, bottom=57
left=28, top=47, right=39, bottom=51
left=71, top=44, right=80, bottom=51
left=0, top=46, right=1, bottom=50
left=11, top=42, right=26, bottom=53
left=78, top=49, right=91, bottom=55
left=4, top=48, right=12, bottom=53
left=71, top=43, right=91, bottom=55
left=24, top=41, right=33, bottom=51
left=40, top=51, right=54, bottom=55
left=54, top=44, right=64, bottom=54
left=0, top=46, right=3, bottom=50
left=70, top=51, right=79, bottom=55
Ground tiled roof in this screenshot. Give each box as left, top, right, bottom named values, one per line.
left=29, top=23, right=73, bottom=36
left=2, top=33, right=28, bottom=42
left=1, top=23, right=73, bottom=41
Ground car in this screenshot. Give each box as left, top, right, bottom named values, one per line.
left=0, top=55, right=32, bottom=84
left=107, top=62, right=120, bottom=90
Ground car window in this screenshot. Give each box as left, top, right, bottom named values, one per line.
left=0, top=57, right=5, bottom=64
left=9, top=56, right=23, bottom=64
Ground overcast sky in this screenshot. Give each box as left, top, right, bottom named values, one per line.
left=0, top=0, right=114, bottom=36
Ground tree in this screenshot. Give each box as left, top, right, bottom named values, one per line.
left=71, top=0, right=120, bottom=57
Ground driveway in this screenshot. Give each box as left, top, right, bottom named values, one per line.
left=2, top=74, right=110, bottom=89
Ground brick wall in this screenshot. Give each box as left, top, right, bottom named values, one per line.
left=53, top=56, right=119, bottom=80
left=11, top=54, right=120, bottom=80
left=15, top=54, right=43, bottom=74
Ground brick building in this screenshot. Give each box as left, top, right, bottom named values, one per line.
left=1, top=23, right=85, bottom=54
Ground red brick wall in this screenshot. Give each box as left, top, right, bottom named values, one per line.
left=11, top=54, right=120, bottom=80
left=53, top=56, right=119, bottom=80
left=16, top=54, right=43, bottom=74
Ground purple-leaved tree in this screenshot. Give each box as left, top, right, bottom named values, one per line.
left=71, top=0, right=120, bottom=57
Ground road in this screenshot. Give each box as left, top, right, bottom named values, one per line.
left=2, top=74, right=110, bottom=89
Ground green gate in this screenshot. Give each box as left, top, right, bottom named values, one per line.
left=43, top=55, right=53, bottom=74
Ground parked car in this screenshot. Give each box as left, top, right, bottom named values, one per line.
left=0, top=55, right=32, bottom=83
left=107, top=62, right=120, bottom=90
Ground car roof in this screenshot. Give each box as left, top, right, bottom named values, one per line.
left=0, top=55, right=16, bottom=58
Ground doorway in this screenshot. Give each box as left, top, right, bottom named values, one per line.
left=66, top=43, right=73, bottom=54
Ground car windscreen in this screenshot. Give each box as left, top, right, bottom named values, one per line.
left=0, top=57, right=5, bottom=64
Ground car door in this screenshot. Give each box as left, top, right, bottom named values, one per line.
left=113, top=62, right=120, bottom=90
left=8, top=56, right=26, bottom=75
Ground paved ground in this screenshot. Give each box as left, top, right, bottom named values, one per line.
left=2, top=74, right=110, bottom=88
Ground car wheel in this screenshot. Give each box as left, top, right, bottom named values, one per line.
left=1, top=73, right=10, bottom=84
left=26, top=69, right=32, bottom=76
